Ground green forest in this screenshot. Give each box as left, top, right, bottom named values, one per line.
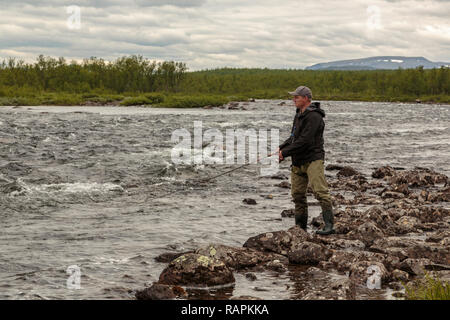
left=0, top=55, right=449, bottom=107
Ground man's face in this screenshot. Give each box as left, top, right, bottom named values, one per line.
left=293, top=95, right=309, bottom=108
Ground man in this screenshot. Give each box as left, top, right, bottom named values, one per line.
left=278, top=86, right=335, bottom=235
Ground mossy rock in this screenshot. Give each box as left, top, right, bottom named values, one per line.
left=158, top=253, right=235, bottom=287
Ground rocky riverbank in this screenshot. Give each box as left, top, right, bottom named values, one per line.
left=137, top=165, right=449, bottom=300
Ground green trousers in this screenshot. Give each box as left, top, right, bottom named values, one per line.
left=290, top=160, right=333, bottom=216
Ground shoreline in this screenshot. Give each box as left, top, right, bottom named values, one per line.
left=137, top=165, right=450, bottom=300
left=1, top=98, right=450, bottom=109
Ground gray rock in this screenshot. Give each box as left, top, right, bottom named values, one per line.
left=264, top=259, right=287, bottom=272
left=399, top=258, right=432, bottom=276
left=158, top=253, right=235, bottom=287
left=268, top=172, right=289, bottom=180
left=319, top=237, right=366, bottom=251
left=288, top=242, right=332, bottom=265
left=135, top=283, right=176, bottom=300
left=370, top=236, right=420, bottom=249
left=392, top=269, right=409, bottom=282
left=388, top=281, right=405, bottom=291
left=243, top=226, right=311, bottom=256
left=243, top=198, right=257, bottom=205
left=297, top=267, right=353, bottom=300
left=403, top=243, right=450, bottom=265
left=154, top=251, right=193, bottom=263
left=325, top=164, right=344, bottom=171
left=230, top=295, right=261, bottom=300
left=276, top=181, right=291, bottom=188
left=349, top=261, right=389, bottom=286
left=281, top=209, right=295, bottom=217
left=347, top=221, right=384, bottom=246
left=195, top=244, right=288, bottom=270
left=337, top=166, right=361, bottom=177
left=245, top=273, right=257, bottom=281
left=381, top=191, right=405, bottom=199
left=323, top=250, right=396, bottom=275
left=395, top=216, right=420, bottom=231
left=372, top=166, right=396, bottom=179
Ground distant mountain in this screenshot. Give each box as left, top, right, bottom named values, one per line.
left=305, top=56, right=449, bottom=70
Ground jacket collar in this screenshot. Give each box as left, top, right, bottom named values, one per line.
left=295, top=102, right=323, bottom=118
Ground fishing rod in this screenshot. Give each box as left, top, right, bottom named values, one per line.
left=197, top=151, right=278, bottom=183
left=138, top=151, right=279, bottom=203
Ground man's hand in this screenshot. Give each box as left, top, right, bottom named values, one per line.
left=278, top=148, right=284, bottom=162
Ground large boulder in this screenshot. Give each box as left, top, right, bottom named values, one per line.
left=194, top=244, right=288, bottom=270
left=364, top=206, right=400, bottom=235
left=158, top=253, right=235, bottom=287
left=347, top=221, right=384, bottom=246
left=243, top=226, right=310, bottom=256
left=288, top=242, right=332, bottom=265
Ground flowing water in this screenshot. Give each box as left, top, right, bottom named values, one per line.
left=0, top=101, right=449, bottom=300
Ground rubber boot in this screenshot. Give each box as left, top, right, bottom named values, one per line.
left=316, top=210, right=335, bottom=235
left=294, top=213, right=308, bottom=231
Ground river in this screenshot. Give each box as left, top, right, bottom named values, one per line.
left=0, top=100, right=449, bottom=299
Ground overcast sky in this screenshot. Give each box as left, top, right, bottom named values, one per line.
left=0, top=0, right=448, bottom=70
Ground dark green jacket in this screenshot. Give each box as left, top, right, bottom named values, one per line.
left=279, top=102, right=325, bottom=166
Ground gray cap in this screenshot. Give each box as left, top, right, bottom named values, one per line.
left=288, top=86, right=312, bottom=99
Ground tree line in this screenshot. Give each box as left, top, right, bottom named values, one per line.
left=181, top=66, right=450, bottom=101
left=0, top=55, right=448, bottom=103
left=0, top=55, right=187, bottom=94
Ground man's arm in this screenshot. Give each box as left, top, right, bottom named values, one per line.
left=281, top=113, right=321, bottom=158
left=279, top=137, right=292, bottom=150
left=278, top=133, right=294, bottom=162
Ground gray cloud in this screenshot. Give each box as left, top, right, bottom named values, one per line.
left=0, top=0, right=448, bottom=69
left=134, top=0, right=206, bottom=7
left=0, top=0, right=206, bottom=8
